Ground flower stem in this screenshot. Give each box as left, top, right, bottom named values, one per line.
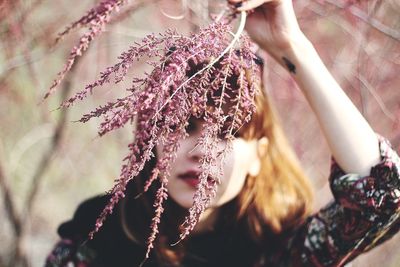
left=153, top=10, right=247, bottom=119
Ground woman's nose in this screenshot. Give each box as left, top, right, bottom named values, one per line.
left=187, top=150, right=201, bottom=162
left=185, top=141, right=202, bottom=162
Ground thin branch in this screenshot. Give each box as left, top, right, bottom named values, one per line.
left=321, top=0, right=400, bottom=42
left=6, top=50, right=79, bottom=267
left=154, top=10, right=246, bottom=117
left=356, top=1, right=382, bottom=120
left=109, top=0, right=159, bottom=25
left=307, top=2, right=396, bottom=122
left=393, top=133, right=400, bottom=150
left=356, top=74, right=396, bottom=122
left=22, top=58, right=78, bottom=221
left=0, top=142, right=21, bottom=238
left=306, top=3, right=371, bottom=56
left=18, top=0, right=45, bottom=26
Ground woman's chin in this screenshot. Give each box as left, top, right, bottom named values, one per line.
left=168, top=191, right=195, bottom=209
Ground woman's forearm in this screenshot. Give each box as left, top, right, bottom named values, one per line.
left=265, top=35, right=380, bottom=176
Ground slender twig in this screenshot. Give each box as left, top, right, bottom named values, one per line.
left=0, top=141, right=24, bottom=267
left=308, top=2, right=396, bottom=122
left=22, top=92, right=68, bottom=218
left=320, top=0, right=400, bottom=42
left=0, top=143, right=21, bottom=238
left=393, top=133, right=400, bottom=150
left=18, top=0, right=45, bottom=26
left=109, top=0, right=152, bottom=24
left=218, top=48, right=233, bottom=111
left=356, top=74, right=396, bottom=122
left=4, top=54, right=78, bottom=267
left=23, top=58, right=78, bottom=221
left=154, top=10, right=246, bottom=117
left=356, top=1, right=382, bottom=119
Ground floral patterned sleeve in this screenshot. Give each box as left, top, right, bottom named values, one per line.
left=44, top=195, right=110, bottom=267
left=44, top=239, right=97, bottom=267
left=287, top=136, right=400, bottom=267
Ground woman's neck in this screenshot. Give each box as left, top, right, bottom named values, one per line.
left=192, top=208, right=220, bottom=234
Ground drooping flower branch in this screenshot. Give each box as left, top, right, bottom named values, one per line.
left=49, top=5, right=261, bottom=259
left=44, top=0, right=128, bottom=100
left=55, top=0, right=126, bottom=44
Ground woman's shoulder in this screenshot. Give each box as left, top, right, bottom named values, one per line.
left=49, top=194, right=150, bottom=267
left=57, top=194, right=111, bottom=241
left=57, top=193, right=140, bottom=247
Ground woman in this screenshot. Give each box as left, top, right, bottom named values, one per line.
left=45, top=0, right=400, bottom=266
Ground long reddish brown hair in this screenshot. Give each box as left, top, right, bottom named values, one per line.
left=118, top=69, right=314, bottom=266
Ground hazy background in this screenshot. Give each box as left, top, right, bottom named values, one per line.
left=0, top=0, right=399, bottom=266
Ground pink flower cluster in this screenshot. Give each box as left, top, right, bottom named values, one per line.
left=45, top=0, right=126, bottom=100
left=47, top=4, right=261, bottom=259
left=76, top=19, right=260, bottom=257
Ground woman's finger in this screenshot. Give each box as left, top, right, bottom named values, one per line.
left=228, top=0, right=242, bottom=3
left=236, top=0, right=276, bottom=11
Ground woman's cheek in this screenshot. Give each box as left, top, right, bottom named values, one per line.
left=210, top=139, right=252, bottom=206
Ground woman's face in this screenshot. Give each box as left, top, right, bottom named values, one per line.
left=156, top=117, right=261, bottom=209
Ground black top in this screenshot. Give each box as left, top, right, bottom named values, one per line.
left=56, top=195, right=277, bottom=267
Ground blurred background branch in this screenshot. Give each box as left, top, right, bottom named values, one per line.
left=0, top=55, right=77, bottom=267
left=323, top=0, right=400, bottom=41
left=0, top=142, right=22, bottom=266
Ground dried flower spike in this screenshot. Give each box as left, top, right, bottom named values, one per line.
left=44, top=0, right=127, bottom=100
left=50, top=6, right=261, bottom=260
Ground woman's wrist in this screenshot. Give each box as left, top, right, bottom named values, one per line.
left=263, top=33, right=314, bottom=73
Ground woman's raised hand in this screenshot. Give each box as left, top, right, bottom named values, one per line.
left=229, top=0, right=305, bottom=58
left=229, top=1, right=381, bottom=176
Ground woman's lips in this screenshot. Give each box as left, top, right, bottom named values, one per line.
left=177, top=170, right=215, bottom=188
left=181, top=177, right=199, bottom=187
left=178, top=170, right=201, bottom=187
